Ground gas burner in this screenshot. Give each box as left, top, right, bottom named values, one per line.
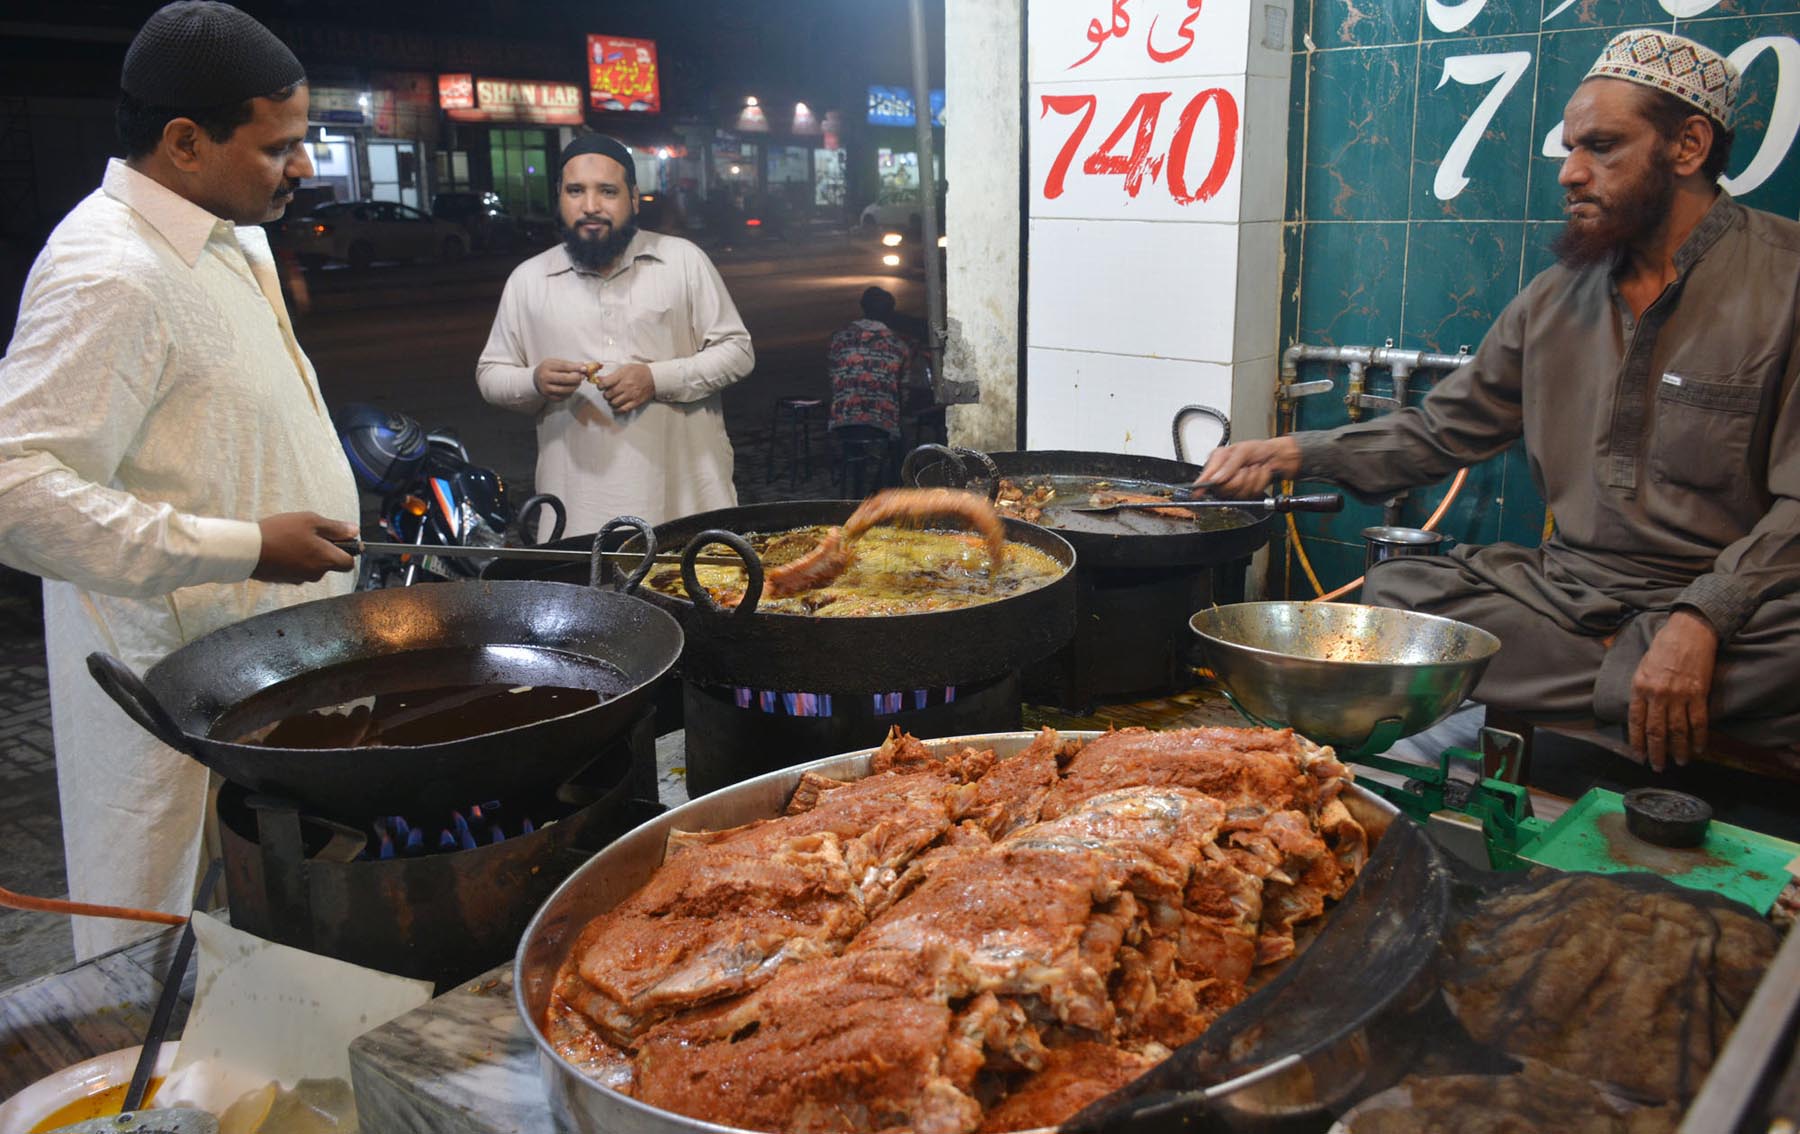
left=683, top=671, right=1021, bottom=797
left=369, top=801, right=542, bottom=858
left=216, top=703, right=661, bottom=990
left=725, top=685, right=962, bottom=718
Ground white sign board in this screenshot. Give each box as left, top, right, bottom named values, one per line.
left=1026, top=0, right=1286, bottom=455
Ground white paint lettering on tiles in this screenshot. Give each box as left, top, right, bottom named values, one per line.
left=1431, top=52, right=1533, bottom=201
left=1722, top=38, right=1800, bottom=197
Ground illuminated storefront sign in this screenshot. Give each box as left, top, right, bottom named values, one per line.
left=437, top=73, right=583, bottom=125
left=867, top=85, right=945, bottom=127
left=588, top=35, right=661, bottom=113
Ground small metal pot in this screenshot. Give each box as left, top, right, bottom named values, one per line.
left=1362, top=526, right=1447, bottom=574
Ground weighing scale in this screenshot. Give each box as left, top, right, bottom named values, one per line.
left=1352, top=727, right=1799, bottom=915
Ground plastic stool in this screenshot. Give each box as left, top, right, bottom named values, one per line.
left=764, top=397, right=824, bottom=489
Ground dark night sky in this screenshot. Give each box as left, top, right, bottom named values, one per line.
left=0, top=0, right=946, bottom=118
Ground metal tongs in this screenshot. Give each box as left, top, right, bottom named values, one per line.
left=1070, top=492, right=1344, bottom=514
left=331, top=538, right=744, bottom=568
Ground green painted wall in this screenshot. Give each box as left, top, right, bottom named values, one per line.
left=1277, top=0, right=1800, bottom=595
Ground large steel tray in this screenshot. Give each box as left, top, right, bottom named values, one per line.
left=515, top=730, right=1405, bottom=1134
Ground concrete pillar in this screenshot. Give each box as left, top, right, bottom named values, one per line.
left=944, top=0, right=1023, bottom=452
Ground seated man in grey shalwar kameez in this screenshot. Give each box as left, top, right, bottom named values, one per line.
left=1200, top=30, right=1799, bottom=775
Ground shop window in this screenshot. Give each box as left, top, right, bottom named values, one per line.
left=712, top=140, right=758, bottom=192
left=490, top=128, right=551, bottom=219
left=877, top=147, right=921, bottom=195
left=303, top=127, right=359, bottom=202
left=369, top=140, right=421, bottom=210
left=434, top=149, right=472, bottom=191
left=813, top=148, right=846, bottom=208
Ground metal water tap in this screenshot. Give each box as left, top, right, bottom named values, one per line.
left=1276, top=344, right=1335, bottom=414
left=1344, top=359, right=1369, bottom=422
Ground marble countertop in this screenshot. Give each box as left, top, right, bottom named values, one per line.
left=0, top=927, right=195, bottom=1100
left=349, top=965, right=545, bottom=1134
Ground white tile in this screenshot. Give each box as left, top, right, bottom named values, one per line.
left=1026, top=347, right=1234, bottom=459
left=1023, top=348, right=1086, bottom=449
left=1028, top=75, right=1247, bottom=222
left=1028, top=217, right=1240, bottom=362
left=1234, top=221, right=1284, bottom=363
left=1028, top=0, right=1250, bottom=85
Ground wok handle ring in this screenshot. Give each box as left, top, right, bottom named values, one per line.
left=85, top=652, right=191, bottom=754
left=594, top=516, right=657, bottom=593
left=900, top=443, right=968, bottom=491
left=683, top=529, right=763, bottom=618
left=951, top=447, right=1002, bottom=502
left=513, top=493, right=567, bottom=547
left=1173, top=404, right=1231, bottom=465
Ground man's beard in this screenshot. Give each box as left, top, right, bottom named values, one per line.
left=1551, top=153, right=1676, bottom=269
left=560, top=215, right=639, bottom=271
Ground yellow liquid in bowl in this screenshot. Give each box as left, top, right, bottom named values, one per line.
left=29, top=1078, right=162, bottom=1132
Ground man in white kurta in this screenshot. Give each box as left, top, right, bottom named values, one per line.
left=477, top=137, right=754, bottom=533
left=0, top=3, right=359, bottom=958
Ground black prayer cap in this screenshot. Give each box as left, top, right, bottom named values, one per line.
left=121, top=2, right=305, bottom=108
left=559, top=133, right=637, bottom=190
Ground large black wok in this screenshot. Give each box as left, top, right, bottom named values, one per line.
left=620, top=500, right=1078, bottom=691
left=86, top=520, right=683, bottom=818
left=902, top=406, right=1272, bottom=569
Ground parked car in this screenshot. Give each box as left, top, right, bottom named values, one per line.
left=430, top=191, right=524, bottom=254
left=859, top=189, right=924, bottom=231
left=278, top=200, right=468, bottom=270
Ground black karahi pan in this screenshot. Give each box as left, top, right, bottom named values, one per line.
left=85, top=519, right=683, bottom=818
left=619, top=500, right=1079, bottom=691
left=902, top=406, right=1277, bottom=569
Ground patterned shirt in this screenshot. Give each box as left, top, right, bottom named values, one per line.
left=827, top=318, right=914, bottom=436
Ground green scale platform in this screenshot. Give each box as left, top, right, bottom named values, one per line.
left=1354, top=732, right=1799, bottom=915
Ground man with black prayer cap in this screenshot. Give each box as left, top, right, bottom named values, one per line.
left=1200, top=30, right=1800, bottom=775
left=0, top=2, right=359, bottom=957
left=478, top=134, right=755, bottom=533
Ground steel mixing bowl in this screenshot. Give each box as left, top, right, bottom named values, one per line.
left=1190, top=602, right=1501, bottom=755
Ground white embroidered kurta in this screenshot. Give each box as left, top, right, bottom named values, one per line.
left=0, top=160, right=358, bottom=959
left=476, top=230, right=754, bottom=533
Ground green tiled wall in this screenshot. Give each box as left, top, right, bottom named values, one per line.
left=1277, top=0, right=1800, bottom=598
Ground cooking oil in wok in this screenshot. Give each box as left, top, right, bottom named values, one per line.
left=647, top=525, right=1063, bottom=616
left=212, top=645, right=622, bottom=749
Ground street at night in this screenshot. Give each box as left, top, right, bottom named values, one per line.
left=295, top=234, right=928, bottom=501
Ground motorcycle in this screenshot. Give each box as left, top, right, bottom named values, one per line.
left=336, top=403, right=566, bottom=588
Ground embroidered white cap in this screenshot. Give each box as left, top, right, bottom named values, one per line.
left=1584, top=29, right=1740, bottom=130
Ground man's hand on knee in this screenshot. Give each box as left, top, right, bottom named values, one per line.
left=1627, top=609, right=1719, bottom=771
